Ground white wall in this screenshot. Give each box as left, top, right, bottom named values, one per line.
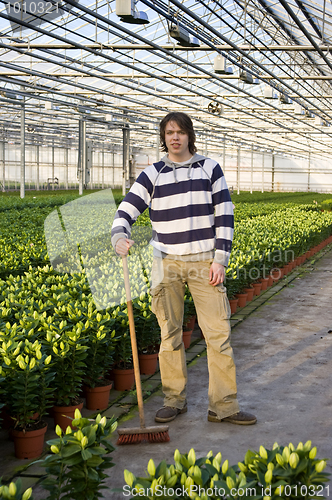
left=1, top=142, right=332, bottom=193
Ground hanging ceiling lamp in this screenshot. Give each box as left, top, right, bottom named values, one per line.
left=214, top=55, right=233, bottom=75
left=264, top=85, right=278, bottom=99
left=168, top=23, right=200, bottom=47
left=239, top=70, right=259, bottom=84
left=116, top=0, right=149, bottom=24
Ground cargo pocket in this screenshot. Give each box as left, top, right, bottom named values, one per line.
left=150, top=285, right=168, bottom=321
left=216, top=284, right=231, bottom=319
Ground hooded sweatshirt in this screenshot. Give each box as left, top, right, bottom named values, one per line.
left=111, top=153, right=234, bottom=267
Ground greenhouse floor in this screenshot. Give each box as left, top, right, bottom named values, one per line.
left=1, top=244, right=332, bottom=498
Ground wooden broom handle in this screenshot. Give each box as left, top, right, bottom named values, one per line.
left=122, top=255, right=146, bottom=429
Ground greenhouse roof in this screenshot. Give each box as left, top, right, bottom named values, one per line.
left=1, top=0, right=332, bottom=159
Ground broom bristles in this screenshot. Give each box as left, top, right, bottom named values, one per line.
left=117, top=427, right=170, bottom=445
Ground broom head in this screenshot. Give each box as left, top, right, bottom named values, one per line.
left=117, top=425, right=170, bottom=445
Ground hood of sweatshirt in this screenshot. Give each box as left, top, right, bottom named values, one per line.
left=161, top=153, right=207, bottom=183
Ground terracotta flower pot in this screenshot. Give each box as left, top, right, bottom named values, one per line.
left=271, top=269, right=281, bottom=282
left=183, top=330, right=193, bottom=349
left=252, top=282, right=262, bottom=296
left=138, top=353, right=158, bottom=375
left=229, top=298, right=238, bottom=314
left=258, top=278, right=269, bottom=290
left=280, top=265, right=289, bottom=276
left=267, top=275, right=273, bottom=287
left=244, top=287, right=254, bottom=302
left=113, top=368, right=135, bottom=391
left=53, top=401, right=84, bottom=431
left=184, top=314, right=196, bottom=331
left=84, top=382, right=113, bottom=410
left=235, top=292, right=248, bottom=308
left=12, top=423, right=47, bottom=459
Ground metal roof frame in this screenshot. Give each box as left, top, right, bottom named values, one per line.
left=0, top=0, right=332, bottom=162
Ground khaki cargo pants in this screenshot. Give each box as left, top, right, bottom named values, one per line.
left=150, top=257, right=240, bottom=419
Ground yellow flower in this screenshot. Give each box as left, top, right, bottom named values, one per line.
left=74, top=408, right=82, bottom=419
left=315, top=460, right=326, bottom=473
left=22, top=488, right=33, bottom=500
left=8, top=483, right=17, bottom=496
left=147, top=459, right=156, bottom=477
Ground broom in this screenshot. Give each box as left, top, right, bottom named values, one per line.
left=116, top=255, right=170, bottom=445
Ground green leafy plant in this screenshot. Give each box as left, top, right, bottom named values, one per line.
left=0, top=479, right=32, bottom=500
left=243, top=441, right=330, bottom=500
left=45, top=325, right=88, bottom=406
left=123, top=442, right=330, bottom=500
left=111, top=306, right=133, bottom=369
left=183, top=289, right=196, bottom=329
left=0, top=335, right=54, bottom=431
left=38, top=409, right=117, bottom=500
left=134, top=293, right=160, bottom=354
left=80, top=306, right=116, bottom=389
left=113, top=330, right=133, bottom=370
left=124, top=448, right=255, bottom=500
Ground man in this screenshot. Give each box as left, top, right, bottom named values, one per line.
left=111, top=112, right=256, bottom=425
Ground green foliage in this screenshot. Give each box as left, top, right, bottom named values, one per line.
left=1, top=192, right=332, bottom=401
left=243, top=441, right=330, bottom=500
left=0, top=479, right=32, bottom=500
left=0, top=334, right=55, bottom=430
left=232, top=191, right=332, bottom=205
left=45, top=324, right=89, bottom=406
left=124, top=442, right=330, bottom=500
left=82, top=309, right=116, bottom=388
left=113, top=330, right=133, bottom=369
left=318, top=199, right=332, bottom=211
left=38, top=410, right=117, bottom=500
left=133, top=293, right=160, bottom=354
left=183, top=290, right=196, bottom=327
left=226, top=205, right=332, bottom=297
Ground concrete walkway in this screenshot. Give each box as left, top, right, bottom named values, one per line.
left=1, top=245, right=332, bottom=498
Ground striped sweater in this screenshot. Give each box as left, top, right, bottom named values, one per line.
left=111, top=153, right=234, bottom=266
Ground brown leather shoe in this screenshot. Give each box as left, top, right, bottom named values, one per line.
left=208, top=410, right=257, bottom=425
left=155, top=405, right=187, bottom=423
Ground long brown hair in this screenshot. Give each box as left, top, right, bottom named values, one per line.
left=160, top=112, right=197, bottom=155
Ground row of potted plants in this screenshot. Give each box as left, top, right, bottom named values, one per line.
left=1, top=199, right=332, bottom=290
left=0, top=270, right=162, bottom=459
left=1, top=437, right=329, bottom=499
left=228, top=234, right=332, bottom=314
left=124, top=442, right=330, bottom=499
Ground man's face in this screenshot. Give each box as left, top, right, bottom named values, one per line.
left=164, top=120, right=190, bottom=161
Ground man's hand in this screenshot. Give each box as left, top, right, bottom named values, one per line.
left=115, top=238, right=134, bottom=256
left=209, top=262, right=225, bottom=286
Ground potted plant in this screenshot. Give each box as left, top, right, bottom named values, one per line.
left=37, top=410, right=117, bottom=500
left=133, top=295, right=160, bottom=375
left=183, top=289, right=196, bottom=330
left=82, top=310, right=116, bottom=410
left=182, top=290, right=196, bottom=348
left=45, top=321, right=88, bottom=430
left=112, top=308, right=135, bottom=391
left=1, top=337, right=54, bottom=459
